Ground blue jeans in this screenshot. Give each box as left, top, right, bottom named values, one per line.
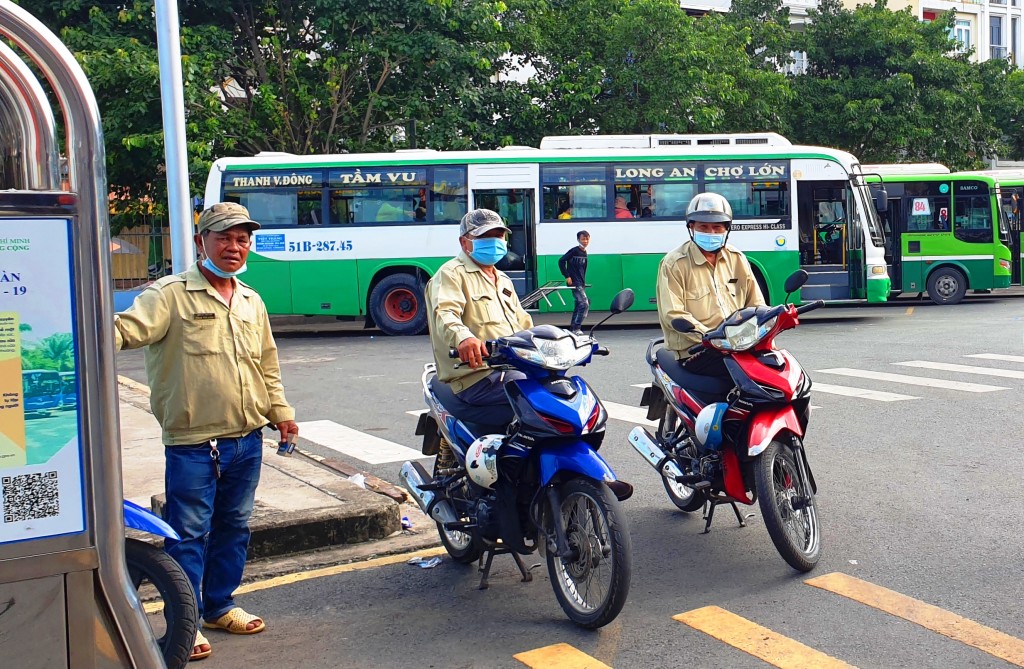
left=163, top=430, right=262, bottom=621
left=570, top=286, right=590, bottom=330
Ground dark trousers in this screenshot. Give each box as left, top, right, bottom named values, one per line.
left=570, top=286, right=590, bottom=330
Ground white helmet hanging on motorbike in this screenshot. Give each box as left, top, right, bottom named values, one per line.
left=693, top=402, right=729, bottom=450
left=465, top=434, right=504, bottom=489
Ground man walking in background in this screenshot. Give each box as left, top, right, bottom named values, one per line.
left=559, top=230, right=591, bottom=335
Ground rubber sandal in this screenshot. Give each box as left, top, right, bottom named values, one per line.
left=203, top=607, right=266, bottom=635
left=190, top=630, right=212, bottom=661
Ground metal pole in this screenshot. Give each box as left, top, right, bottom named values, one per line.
left=155, top=0, right=194, bottom=274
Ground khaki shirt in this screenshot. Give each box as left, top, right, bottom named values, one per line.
left=425, top=252, right=533, bottom=392
left=657, top=240, right=766, bottom=358
left=114, top=264, right=295, bottom=445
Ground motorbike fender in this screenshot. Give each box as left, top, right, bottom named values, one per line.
left=123, top=499, right=180, bottom=540
left=747, top=405, right=803, bottom=457
left=539, top=440, right=617, bottom=487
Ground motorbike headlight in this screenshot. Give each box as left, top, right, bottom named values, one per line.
left=512, top=337, right=590, bottom=370
left=715, top=315, right=776, bottom=352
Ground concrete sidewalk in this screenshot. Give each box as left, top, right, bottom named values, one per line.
left=117, top=378, right=434, bottom=565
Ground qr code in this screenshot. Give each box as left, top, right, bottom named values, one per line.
left=2, top=471, right=59, bottom=523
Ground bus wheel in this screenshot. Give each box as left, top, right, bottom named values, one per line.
left=926, top=267, right=967, bottom=305
left=370, top=274, right=427, bottom=336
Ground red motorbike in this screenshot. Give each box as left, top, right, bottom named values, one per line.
left=630, top=270, right=823, bottom=571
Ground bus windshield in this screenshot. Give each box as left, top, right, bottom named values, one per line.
left=853, top=182, right=885, bottom=248
left=24, top=370, right=60, bottom=398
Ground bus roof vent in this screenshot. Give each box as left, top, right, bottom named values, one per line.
left=540, top=135, right=656, bottom=149
left=653, top=133, right=791, bottom=147
left=254, top=151, right=296, bottom=157
left=395, top=148, right=438, bottom=153
left=497, top=145, right=538, bottom=151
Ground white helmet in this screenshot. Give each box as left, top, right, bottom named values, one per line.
left=693, top=402, right=728, bottom=450
left=686, top=192, right=733, bottom=226
left=465, top=434, right=503, bottom=488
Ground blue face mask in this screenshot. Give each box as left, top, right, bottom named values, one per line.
left=202, top=239, right=248, bottom=278
left=693, top=231, right=727, bottom=252
left=469, top=237, right=508, bottom=266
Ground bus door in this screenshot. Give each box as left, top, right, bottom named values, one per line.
left=796, top=181, right=853, bottom=299
left=1002, top=187, right=1023, bottom=284
left=883, top=197, right=904, bottom=291
left=470, top=164, right=538, bottom=297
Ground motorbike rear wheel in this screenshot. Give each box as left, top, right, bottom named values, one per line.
left=545, top=478, right=631, bottom=629
left=754, top=441, right=821, bottom=572
left=658, top=405, right=706, bottom=513
left=125, top=538, right=197, bottom=669
left=433, top=442, right=482, bottom=564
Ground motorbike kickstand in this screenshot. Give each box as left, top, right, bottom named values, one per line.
left=701, top=500, right=716, bottom=534
left=477, top=547, right=533, bottom=590
left=729, top=501, right=747, bottom=528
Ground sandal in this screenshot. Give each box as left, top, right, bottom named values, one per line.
left=191, top=630, right=212, bottom=661
left=203, top=607, right=266, bottom=635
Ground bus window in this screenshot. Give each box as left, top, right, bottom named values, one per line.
left=327, top=166, right=464, bottom=225
left=542, top=165, right=607, bottom=220
left=432, top=167, right=467, bottom=224
left=223, top=170, right=325, bottom=227
left=954, top=194, right=993, bottom=243
left=611, top=162, right=697, bottom=219
left=904, top=196, right=944, bottom=231
left=703, top=180, right=790, bottom=218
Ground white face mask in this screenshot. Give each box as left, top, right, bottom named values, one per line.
left=202, top=238, right=247, bottom=278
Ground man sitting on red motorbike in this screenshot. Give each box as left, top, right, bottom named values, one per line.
left=655, top=192, right=766, bottom=380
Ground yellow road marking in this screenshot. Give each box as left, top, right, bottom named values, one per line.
left=514, top=643, right=612, bottom=669
left=674, top=605, right=856, bottom=669
left=143, top=547, right=447, bottom=615
left=806, top=572, right=1024, bottom=667
left=906, top=307, right=914, bottom=315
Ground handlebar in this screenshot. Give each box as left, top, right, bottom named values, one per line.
left=796, top=300, right=825, bottom=316
left=687, top=343, right=704, bottom=356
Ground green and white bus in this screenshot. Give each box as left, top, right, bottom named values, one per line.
left=862, top=165, right=1013, bottom=304
left=957, top=169, right=1024, bottom=286
left=203, top=133, right=891, bottom=335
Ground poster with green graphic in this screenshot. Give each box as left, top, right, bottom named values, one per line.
left=0, top=218, right=84, bottom=543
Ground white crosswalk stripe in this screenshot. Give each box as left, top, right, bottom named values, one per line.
left=602, top=401, right=657, bottom=427
left=811, top=382, right=918, bottom=402
left=297, top=419, right=425, bottom=464
left=966, top=353, right=1024, bottom=364
left=895, top=360, right=1024, bottom=380
left=816, top=368, right=1007, bottom=393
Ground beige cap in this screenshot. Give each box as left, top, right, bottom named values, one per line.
left=459, top=209, right=510, bottom=238
left=197, top=202, right=261, bottom=234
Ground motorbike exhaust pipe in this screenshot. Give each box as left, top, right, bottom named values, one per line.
left=399, top=461, right=458, bottom=526
left=628, top=426, right=685, bottom=481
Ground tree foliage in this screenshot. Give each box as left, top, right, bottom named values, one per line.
left=789, top=0, right=1001, bottom=169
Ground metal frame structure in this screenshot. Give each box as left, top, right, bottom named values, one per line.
left=0, top=2, right=165, bottom=667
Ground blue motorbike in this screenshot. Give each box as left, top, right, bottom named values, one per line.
left=402, top=290, right=635, bottom=629
left=124, top=499, right=197, bottom=669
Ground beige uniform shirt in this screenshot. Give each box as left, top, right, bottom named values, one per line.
left=114, top=264, right=295, bottom=445
left=425, top=251, right=533, bottom=392
left=657, top=240, right=766, bottom=358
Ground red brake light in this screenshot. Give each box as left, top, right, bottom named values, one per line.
left=541, top=414, right=576, bottom=434
left=585, top=404, right=602, bottom=432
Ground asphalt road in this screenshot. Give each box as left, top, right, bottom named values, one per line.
left=116, top=291, right=1024, bottom=669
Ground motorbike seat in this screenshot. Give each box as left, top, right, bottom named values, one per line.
left=428, top=376, right=512, bottom=435
left=655, top=347, right=734, bottom=395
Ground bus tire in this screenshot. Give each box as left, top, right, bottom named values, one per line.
left=369, top=274, right=427, bottom=336
left=926, top=267, right=967, bottom=305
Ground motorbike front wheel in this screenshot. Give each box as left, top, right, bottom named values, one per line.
left=658, top=405, right=706, bottom=512
left=754, top=441, right=822, bottom=572
left=124, top=538, right=197, bottom=669
left=545, top=478, right=631, bottom=629
left=433, top=443, right=482, bottom=564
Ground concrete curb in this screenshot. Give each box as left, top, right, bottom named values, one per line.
left=118, top=376, right=402, bottom=560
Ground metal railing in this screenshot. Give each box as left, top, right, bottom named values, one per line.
left=110, top=221, right=177, bottom=289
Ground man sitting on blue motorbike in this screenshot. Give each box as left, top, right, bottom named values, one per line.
left=424, top=209, right=534, bottom=425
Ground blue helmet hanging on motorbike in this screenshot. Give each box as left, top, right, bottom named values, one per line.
left=693, top=402, right=729, bottom=450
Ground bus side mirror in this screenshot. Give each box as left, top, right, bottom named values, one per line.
left=874, top=188, right=888, bottom=213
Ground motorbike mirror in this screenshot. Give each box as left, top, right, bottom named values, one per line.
left=670, top=318, right=695, bottom=333
left=784, top=269, right=809, bottom=294
left=609, top=288, right=634, bottom=314
left=587, top=288, right=636, bottom=337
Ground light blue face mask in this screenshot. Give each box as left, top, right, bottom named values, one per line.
left=202, top=239, right=248, bottom=278
left=469, top=237, right=508, bottom=266
left=693, top=231, right=727, bottom=252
